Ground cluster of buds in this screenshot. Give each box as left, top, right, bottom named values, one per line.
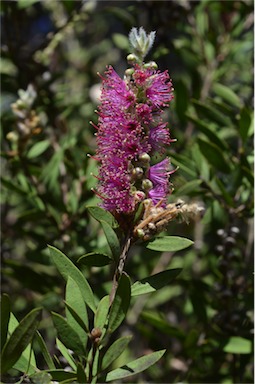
left=7, top=84, right=41, bottom=154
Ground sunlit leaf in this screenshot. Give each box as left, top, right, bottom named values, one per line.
left=213, top=83, right=241, bottom=108
left=146, top=236, right=193, bottom=252
left=48, top=246, right=96, bottom=313
left=94, top=295, right=110, bottom=331
left=101, top=335, right=132, bottom=372
left=105, top=349, right=166, bottom=381
left=27, top=140, right=50, bottom=159
left=223, top=337, right=252, bottom=354
left=131, top=269, right=182, bottom=296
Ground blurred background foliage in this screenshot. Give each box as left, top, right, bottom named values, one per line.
left=1, top=0, right=254, bottom=383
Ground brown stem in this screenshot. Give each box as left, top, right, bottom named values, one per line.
left=109, top=233, right=133, bottom=305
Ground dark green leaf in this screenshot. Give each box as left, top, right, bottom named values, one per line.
left=101, top=336, right=132, bottom=372
left=223, top=337, right=252, bottom=354
left=146, top=236, right=193, bottom=252
left=94, top=295, right=110, bottom=331
left=1, top=307, right=42, bottom=374
left=77, top=252, right=113, bottom=267
left=101, top=221, right=120, bottom=262
left=192, top=99, right=231, bottom=126
left=27, top=140, right=50, bottom=159
left=77, top=362, right=87, bottom=384
left=141, top=311, right=185, bottom=339
left=48, top=246, right=96, bottom=313
left=52, top=312, right=86, bottom=357
left=186, top=113, right=228, bottom=150
left=105, top=349, right=166, bottom=382
left=46, top=370, right=76, bottom=382
left=131, top=269, right=182, bottom=296
left=1, top=293, right=10, bottom=350
left=175, top=179, right=203, bottom=197
left=198, top=138, right=231, bottom=173
left=108, top=274, right=131, bottom=334
left=213, top=83, right=241, bottom=108
left=35, top=331, right=55, bottom=370
left=87, top=206, right=119, bottom=228
left=238, top=107, right=253, bottom=142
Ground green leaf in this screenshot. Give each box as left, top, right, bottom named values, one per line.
left=77, top=252, right=113, bottom=267
left=7, top=313, right=37, bottom=374
left=197, top=138, right=231, bottom=173
left=48, top=245, right=96, bottom=313
left=87, top=206, right=118, bottom=228
left=108, top=274, right=131, bottom=334
left=146, top=236, right=193, bottom=252
left=35, top=331, right=55, bottom=370
left=101, top=336, right=132, bottom=372
left=56, top=338, right=76, bottom=371
left=29, top=371, right=52, bottom=384
left=27, top=140, right=50, bottom=159
left=77, top=362, right=87, bottom=384
left=101, top=221, right=120, bottom=262
left=175, top=179, right=203, bottom=197
left=1, top=293, right=10, bottom=349
left=186, top=113, right=228, bottom=150
left=238, top=107, right=253, bottom=142
left=17, top=0, right=39, bottom=8
left=192, top=99, right=231, bottom=126
left=141, top=311, right=185, bottom=339
left=213, top=83, right=241, bottom=108
left=52, top=312, right=86, bottom=357
left=223, top=337, right=252, bottom=354
left=131, top=269, right=182, bottom=296
left=1, top=307, right=42, bottom=374
left=94, top=295, right=110, bottom=331
left=46, top=370, right=76, bottom=382
left=66, top=277, right=89, bottom=347
left=112, top=33, right=130, bottom=51
left=105, top=349, right=166, bottom=382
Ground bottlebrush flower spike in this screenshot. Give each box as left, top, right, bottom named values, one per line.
left=93, top=28, right=174, bottom=216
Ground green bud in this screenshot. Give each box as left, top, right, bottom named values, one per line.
left=144, top=61, right=158, bottom=69
left=136, top=228, right=145, bottom=238
left=139, top=153, right=151, bottom=164
left=125, top=68, right=135, bottom=76
left=132, top=167, right=143, bottom=179
left=142, top=179, right=153, bottom=191
left=127, top=53, right=138, bottom=63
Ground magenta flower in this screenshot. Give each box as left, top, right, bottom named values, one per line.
left=94, top=30, right=174, bottom=215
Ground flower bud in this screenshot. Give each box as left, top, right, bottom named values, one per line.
left=142, top=179, right=153, bottom=191
left=132, top=167, right=143, bottom=179
left=127, top=54, right=138, bottom=63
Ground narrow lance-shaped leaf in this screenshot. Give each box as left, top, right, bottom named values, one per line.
left=105, top=349, right=166, bottom=382
left=101, top=335, right=132, bottom=372
left=94, top=295, right=110, bottom=331
left=131, top=268, right=182, bottom=296
left=146, top=236, right=193, bottom=252
left=87, top=206, right=119, bottom=228
left=48, top=245, right=96, bottom=313
left=100, top=220, right=120, bottom=262
left=35, top=331, right=55, bottom=370
left=65, top=277, right=89, bottom=347
left=77, top=252, right=113, bottom=267
left=1, top=307, right=42, bottom=374
left=108, top=274, right=131, bottom=334
left=1, top=293, right=10, bottom=350
left=56, top=338, right=76, bottom=371
left=52, top=312, right=86, bottom=358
